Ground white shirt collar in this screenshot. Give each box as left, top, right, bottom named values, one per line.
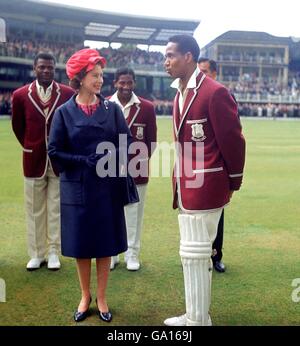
left=36, top=80, right=53, bottom=95
left=110, top=91, right=140, bottom=110
left=170, top=67, right=201, bottom=91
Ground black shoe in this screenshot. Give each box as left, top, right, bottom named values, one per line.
left=98, top=310, right=113, bottom=322
left=214, top=261, right=226, bottom=273
left=73, top=297, right=92, bottom=322
left=96, top=298, right=112, bottom=322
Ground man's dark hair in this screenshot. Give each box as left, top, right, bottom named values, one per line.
left=114, top=67, right=136, bottom=82
left=168, top=35, right=200, bottom=62
left=34, top=52, right=56, bottom=66
left=198, top=57, right=218, bottom=73
left=198, top=57, right=209, bottom=64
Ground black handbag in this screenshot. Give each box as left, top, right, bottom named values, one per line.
left=108, top=98, right=139, bottom=206
left=119, top=174, right=139, bottom=206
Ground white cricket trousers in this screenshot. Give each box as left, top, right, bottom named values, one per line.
left=124, top=184, right=147, bottom=260
left=24, top=164, right=60, bottom=259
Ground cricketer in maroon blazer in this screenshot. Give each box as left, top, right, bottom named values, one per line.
left=108, top=95, right=157, bottom=185
left=12, top=81, right=74, bottom=178
left=172, top=71, right=246, bottom=212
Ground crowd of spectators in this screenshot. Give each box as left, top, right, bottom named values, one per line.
left=1, top=38, right=300, bottom=117
left=218, top=52, right=284, bottom=64
left=0, top=92, right=11, bottom=116
left=0, top=38, right=164, bottom=70
left=226, top=72, right=300, bottom=101
left=100, top=46, right=164, bottom=71
left=152, top=100, right=173, bottom=115
left=2, top=90, right=300, bottom=118
left=238, top=103, right=300, bottom=118
left=0, top=38, right=82, bottom=63
left=2, top=38, right=300, bottom=93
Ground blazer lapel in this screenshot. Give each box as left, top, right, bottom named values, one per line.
left=176, top=72, right=206, bottom=138
left=46, top=82, right=61, bottom=122
left=173, top=92, right=180, bottom=137
left=28, top=81, right=61, bottom=122
left=28, top=81, right=46, bottom=118
left=127, top=103, right=141, bottom=128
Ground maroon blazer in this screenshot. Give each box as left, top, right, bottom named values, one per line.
left=108, top=95, right=157, bottom=185
left=12, top=81, right=74, bottom=178
left=172, top=71, right=246, bottom=211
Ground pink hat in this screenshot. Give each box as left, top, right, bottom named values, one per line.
left=66, top=48, right=106, bottom=80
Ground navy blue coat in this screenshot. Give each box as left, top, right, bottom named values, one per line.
left=48, top=94, right=132, bottom=258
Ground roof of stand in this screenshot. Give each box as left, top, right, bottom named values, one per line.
left=0, top=0, right=200, bottom=45
left=204, top=30, right=291, bottom=49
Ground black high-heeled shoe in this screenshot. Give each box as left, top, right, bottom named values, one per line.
left=96, top=298, right=112, bottom=322
left=73, top=296, right=92, bottom=322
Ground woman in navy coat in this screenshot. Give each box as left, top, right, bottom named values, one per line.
left=48, top=49, right=132, bottom=323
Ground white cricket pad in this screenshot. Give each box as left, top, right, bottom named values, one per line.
left=178, top=211, right=221, bottom=326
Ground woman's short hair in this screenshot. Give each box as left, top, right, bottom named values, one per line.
left=69, top=62, right=102, bottom=90
left=69, top=68, right=87, bottom=90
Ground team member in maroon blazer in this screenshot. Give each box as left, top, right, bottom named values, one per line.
left=163, top=35, right=246, bottom=326
left=109, top=67, right=157, bottom=271
left=198, top=57, right=228, bottom=274
left=12, top=53, right=74, bottom=271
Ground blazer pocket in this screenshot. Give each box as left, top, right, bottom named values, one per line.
left=193, top=167, right=223, bottom=174
left=186, top=118, right=207, bottom=124
left=23, top=148, right=33, bottom=153
left=60, top=181, right=84, bottom=205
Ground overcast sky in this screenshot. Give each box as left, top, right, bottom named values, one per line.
left=38, top=0, right=300, bottom=49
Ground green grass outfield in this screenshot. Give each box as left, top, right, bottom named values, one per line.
left=0, top=117, right=299, bottom=326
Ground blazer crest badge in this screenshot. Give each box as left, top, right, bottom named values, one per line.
left=136, top=126, right=144, bottom=140
left=191, top=123, right=206, bottom=142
